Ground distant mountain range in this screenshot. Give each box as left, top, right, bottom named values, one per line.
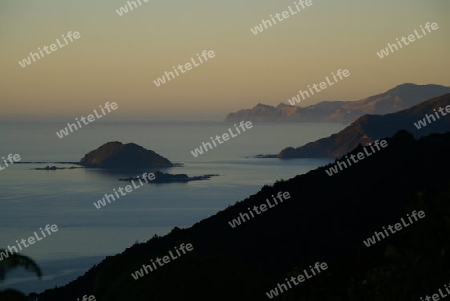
left=225, top=83, right=450, bottom=124
left=271, top=93, right=450, bottom=158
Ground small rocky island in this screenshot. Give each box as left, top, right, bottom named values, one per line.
left=33, top=166, right=82, bottom=170
left=30, top=142, right=218, bottom=183
left=79, top=141, right=173, bottom=168
left=118, top=171, right=219, bottom=184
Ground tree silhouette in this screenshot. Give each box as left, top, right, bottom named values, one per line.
left=0, top=250, right=42, bottom=301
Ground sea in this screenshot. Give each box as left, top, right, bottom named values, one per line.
left=0, top=120, right=344, bottom=294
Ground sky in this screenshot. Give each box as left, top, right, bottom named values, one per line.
left=0, top=0, right=449, bottom=121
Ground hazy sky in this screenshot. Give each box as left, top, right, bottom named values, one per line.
left=0, top=0, right=449, bottom=121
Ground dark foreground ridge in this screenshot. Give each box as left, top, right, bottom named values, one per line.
left=79, top=141, right=173, bottom=168
left=33, top=130, right=450, bottom=300
left=274, top=92, right=450, bottom=158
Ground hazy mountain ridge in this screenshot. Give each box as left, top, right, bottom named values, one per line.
left=276, top=93, right=450, bottom=158
left=225, top=83, right=450, bottom=124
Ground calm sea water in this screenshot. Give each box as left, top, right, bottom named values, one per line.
left=0, top=121, right=344, bottom=293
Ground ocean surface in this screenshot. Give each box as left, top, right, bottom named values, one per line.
left=0, top=121, right=344, bottom=293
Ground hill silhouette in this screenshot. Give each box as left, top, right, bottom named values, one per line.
left=79, top=141, right=173, bottom=168
left=276, top=93, right=450, bottom=158
left=33, top=130, right=450, bottom=300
